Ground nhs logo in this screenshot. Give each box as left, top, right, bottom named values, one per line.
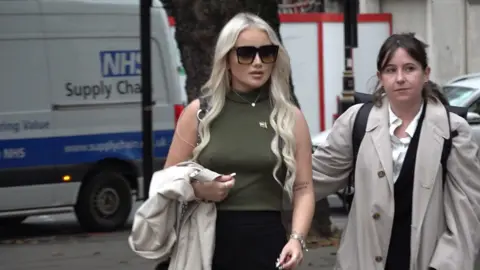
left=100, top=50, right=141, bottom=77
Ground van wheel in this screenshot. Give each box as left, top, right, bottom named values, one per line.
left=75, top=171, right=132, bottom=232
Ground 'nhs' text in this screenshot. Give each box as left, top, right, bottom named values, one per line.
left=64, top=50, right=142, bottom=100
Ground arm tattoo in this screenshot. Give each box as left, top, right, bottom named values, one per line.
left=293, top=181, right=310, bottom=192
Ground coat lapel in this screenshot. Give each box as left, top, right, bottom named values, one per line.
left=366, top=103, right=394, bottom=194
left=411, top=102, right=450, bottom=230
left=363, top=100, right=450, bottom=224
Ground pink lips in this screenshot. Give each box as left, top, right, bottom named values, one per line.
left=249, top=71, right=264, bottom=79
left=249, top=71, right=264, bottom=75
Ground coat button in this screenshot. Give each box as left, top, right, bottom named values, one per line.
left=372, top=213, right=381, bottom=220
left=375, top=256, right=383, bottom=262
left=377, top=170, right=386, bottom=178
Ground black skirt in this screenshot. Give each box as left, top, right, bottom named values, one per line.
left=154, top=210, right=287, bottom=270
left=212, top=210, right=287, bottom=270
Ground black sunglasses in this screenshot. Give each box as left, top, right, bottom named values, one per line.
left=234, top=45, right=279, bottom=65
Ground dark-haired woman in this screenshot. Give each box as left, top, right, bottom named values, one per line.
left=312, top=33, right=480, bottom=270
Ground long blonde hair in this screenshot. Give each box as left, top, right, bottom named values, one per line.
left=192, top=12, right=297, bottom=197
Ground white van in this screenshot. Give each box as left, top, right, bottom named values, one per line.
left=0, top=0, right=184, bottom=231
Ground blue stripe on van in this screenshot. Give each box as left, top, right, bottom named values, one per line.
left=0, top=130, right=174, bottom=169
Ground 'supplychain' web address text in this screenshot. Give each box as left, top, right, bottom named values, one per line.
left=1, top=139, right=169, bottom=160
left=64, top=139, right=169, bottom=153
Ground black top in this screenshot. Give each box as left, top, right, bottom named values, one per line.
left=385, top=102, right=427, bottom=270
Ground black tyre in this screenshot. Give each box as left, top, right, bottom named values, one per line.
left=0, top=216, right=27, bottom=226
left=75, top=170, right=132, bottom=232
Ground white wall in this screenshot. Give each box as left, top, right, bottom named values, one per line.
left=280, top=23, right=321, bottom=134
left=467, top=4, right=480, bottom=73
left=322, top=21, right=390, bottom=128
left=361, top=0, right=480, bottom=84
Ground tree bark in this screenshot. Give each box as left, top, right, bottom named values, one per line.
left=168, top=0, right=241, bottom=102
left=243, top=0, right=300, bottom=107
left=169, top=0, right=299, bottom=106
left=165, top=0, right=331, bottom=238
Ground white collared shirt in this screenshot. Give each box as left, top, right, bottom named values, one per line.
left=388, top=103, right=424, bottom=182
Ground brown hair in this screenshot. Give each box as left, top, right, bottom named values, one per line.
left=372, top=33, right=448, bottom=106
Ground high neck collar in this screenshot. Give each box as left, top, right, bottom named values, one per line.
left=226, top=85, right=270, bottom=104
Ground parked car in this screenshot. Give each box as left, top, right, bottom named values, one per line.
left=443, top=73, right=480, bottom=143
left=312, top=73, right=480, bottom=210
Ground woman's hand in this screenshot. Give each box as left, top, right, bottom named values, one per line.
left=277, top=238, right=304, bottom=269
left=191, top=174, right=235, bottom=202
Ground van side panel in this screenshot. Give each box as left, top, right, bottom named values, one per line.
left=0, top=0, right=56, bottom=211
left=0, top=0, right=180, bottom=215
left=151, top=7, right=185, bottom=106
left=40, top=1, right=177, bottom=203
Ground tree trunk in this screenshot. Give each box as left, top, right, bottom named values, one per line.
left=243, top=0, right=300, bottom=107
left=169, top=0, right=299, bottom=106
left=169, top=0, right=242, bottom=102
left=166, top=0, right=332, bottom=238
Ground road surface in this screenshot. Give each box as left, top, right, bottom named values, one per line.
left=0, top=231, right=339, bottom=270
left=0, top=200, right=347, bottom=270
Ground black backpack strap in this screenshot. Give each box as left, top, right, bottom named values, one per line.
left=441, top=108, right=458, bottom=187
left=352, top=103, right=374, bottom=164
left=196, top=97, right=209, bottom=145
left=343, top=103, right=374, bottom=210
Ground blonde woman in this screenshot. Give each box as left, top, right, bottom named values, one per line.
left=164, top=12, right=315, bottom=270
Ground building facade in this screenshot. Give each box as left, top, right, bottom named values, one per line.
left=359, top=0, right=480, bottom=84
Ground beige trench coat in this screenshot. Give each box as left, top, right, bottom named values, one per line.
left=312, top=100, right=480, bottom=270
left=129, top=161, right=220, bottom=270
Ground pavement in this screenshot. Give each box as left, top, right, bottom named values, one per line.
left=3, top=196, right=480, bottom=270
left=0, top=199, right=347, bottom=270
left=2, top=213, right=479, bottom=270
left=301, top=246, right=338, bottom=269
left=0, top=228, right=340, bottom=270
left=4, top=197, right=478, bottom=270
left=0, top=231, right=157, bottom=270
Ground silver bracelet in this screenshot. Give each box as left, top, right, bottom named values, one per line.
left=289, top=232, right=308, bottom=252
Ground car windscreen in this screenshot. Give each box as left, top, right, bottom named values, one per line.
left=443, top=86, right=477, bottom=106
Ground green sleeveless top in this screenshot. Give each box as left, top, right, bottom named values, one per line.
left=196, top=87, right=286, bottom=211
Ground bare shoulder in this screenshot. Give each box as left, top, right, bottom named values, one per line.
left=293, top=107, right=308, bottom=128
left=177, top=99, right=201, bottom=126
left=293, top=107, right=311, bottom=142
left=164, top=99, right=201, bottom=167
left=184, top=99, right=201, bottom=115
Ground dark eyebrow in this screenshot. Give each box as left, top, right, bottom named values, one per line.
left=385, top=62, right=418, bottom=68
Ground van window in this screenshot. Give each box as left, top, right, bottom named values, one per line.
left=0, top=39, right=50, bottom=113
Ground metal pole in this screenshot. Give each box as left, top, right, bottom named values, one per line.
left=339, top=0, right=359, bottom=114
left=140, top=0, right=153, bottom=200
